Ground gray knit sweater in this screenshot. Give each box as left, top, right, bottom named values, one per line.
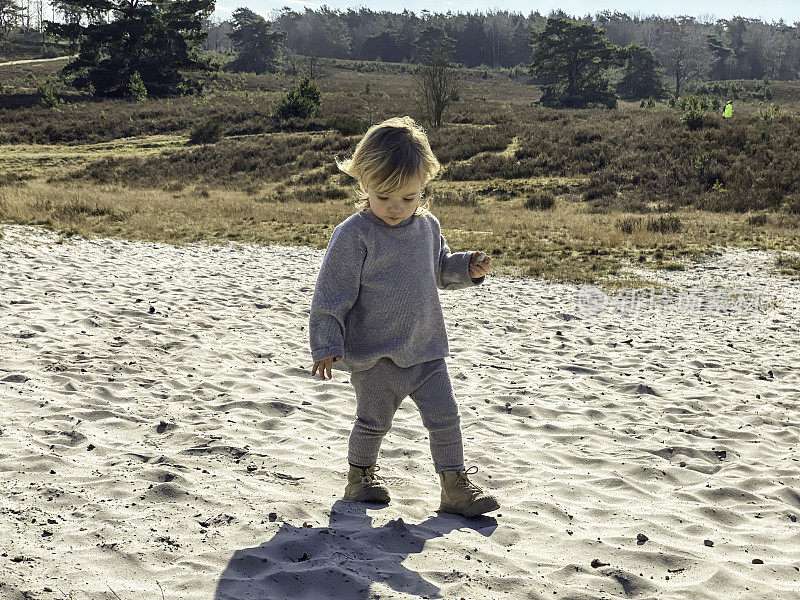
left=309, top=208, right=484, bottom=372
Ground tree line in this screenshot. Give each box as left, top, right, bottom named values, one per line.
left=200, top=7, right=800, bottom=82
left=10, top=2, right=799, bottom=84
left=5, top=1, right=799, bottom=115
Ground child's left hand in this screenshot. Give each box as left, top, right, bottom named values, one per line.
left=469, top=251, right=492, bottom=279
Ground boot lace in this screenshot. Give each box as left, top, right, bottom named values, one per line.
left=457, top=466, right=484, bottom=494
left=361, top=464, right=384, bottom=485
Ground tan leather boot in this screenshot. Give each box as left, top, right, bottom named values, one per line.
left=439, top=466, right=500, bottom=517
left=343, top=464, right=390, bottom=503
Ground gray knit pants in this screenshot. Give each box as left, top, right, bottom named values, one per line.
left=348, top=357, right=465, bottom=473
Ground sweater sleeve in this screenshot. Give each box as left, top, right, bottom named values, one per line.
left=437, top=231, right=484, bottom=290
left=309, top=223, right=365, bottom=362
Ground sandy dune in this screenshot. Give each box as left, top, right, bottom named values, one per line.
left=1, top=223, right=798, bottom=600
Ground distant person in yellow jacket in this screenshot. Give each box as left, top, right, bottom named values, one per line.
left=723, top=100, right=733, bottom=118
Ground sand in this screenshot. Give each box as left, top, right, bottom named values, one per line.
left=1, top=223, right=798, bottom=600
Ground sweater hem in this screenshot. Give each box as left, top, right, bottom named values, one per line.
left=339, top=351, right=451, bottom=373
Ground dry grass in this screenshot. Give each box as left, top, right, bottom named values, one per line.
left=3, top=175, right=799, bottom=288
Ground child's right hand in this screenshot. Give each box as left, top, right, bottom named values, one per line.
left=311, top=356, right=341, bottom=380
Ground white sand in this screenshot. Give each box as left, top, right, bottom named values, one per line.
left=1, top=223, right=798, bottom=600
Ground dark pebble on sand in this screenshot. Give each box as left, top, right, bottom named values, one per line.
left=752, top=559, right=764, bottom=564
left=269, top=512, right=278, bottom=522
left=591, top=558, right=609, bottom=568
left=637, top=533, right=649, bottom=543
left=704, top=539, right=714, bottom=547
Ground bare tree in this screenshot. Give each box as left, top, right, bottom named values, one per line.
left=413, top=26, right=461, bottom=128
left=35, top=0, right=43, bottom=41
left=654, top=17, right=713, bottom=98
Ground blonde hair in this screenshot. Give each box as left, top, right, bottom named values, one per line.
left=335, top=116, right=440, bottom=215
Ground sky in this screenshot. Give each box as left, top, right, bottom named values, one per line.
left=211, top=0, right=800, bottom=24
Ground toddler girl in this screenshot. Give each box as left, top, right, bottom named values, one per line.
left=309, top=116, right=499, bottom=517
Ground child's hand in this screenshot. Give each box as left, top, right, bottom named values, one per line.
left=469, top=251, right=492, bottom=279
left=311, top=355, right=341, bottom=380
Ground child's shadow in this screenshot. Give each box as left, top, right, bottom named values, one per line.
left=213, top=500, right=498, bottom=600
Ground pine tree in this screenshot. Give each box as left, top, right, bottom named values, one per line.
left=227, top=7, right=286, bottom=74
left=46, top=0, right=216, bottom=98
left=529, top=17, right=619, bottom=108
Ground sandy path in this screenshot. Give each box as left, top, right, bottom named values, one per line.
left=0, top=56, right=74, bottom=67
left=1, top=224, right=798, bottom=600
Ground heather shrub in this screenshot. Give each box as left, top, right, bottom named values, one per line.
left=646, top=215, right=682, bottom=233
left=525, top=190, right=556, bottom=210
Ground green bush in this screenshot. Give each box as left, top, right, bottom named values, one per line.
left=680, top=95, right=707, bottom=130
left=37, top=80, right=62, bottom=108
left=276, top=77, right=323, bottom=120
left=129, top=71, right=147, bottom=102
left=760, top=103, right=780, bottom=123
left=677, top=95, right=712, bottom=111
left=188, top=119, right=223, bottom=144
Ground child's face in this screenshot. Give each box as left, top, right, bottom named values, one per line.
left=365, top=177, right=425, bottom=226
